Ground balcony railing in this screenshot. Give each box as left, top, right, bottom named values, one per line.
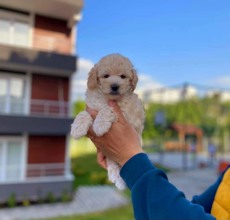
left=0, top=98, right=70, bottom=117
left=30, top=99, right=69, bottom=117
left=33, top=34, right=72, bottom=55
left=0, top=98, right=25, bottom=115
left=26, top=163, right=69, bottom=179
left=0, top=163, right=70, bottom=182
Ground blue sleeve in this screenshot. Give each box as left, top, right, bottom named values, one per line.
left=191, top=166, right=229, bottom=212
left=120, top=153, right=216, bottom=220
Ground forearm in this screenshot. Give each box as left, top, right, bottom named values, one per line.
left=120, top=153, right=216, bottom=220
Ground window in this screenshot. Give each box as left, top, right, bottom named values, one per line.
left=0, top=9, right=30, bottom=47
left=0, top=137, right=26, bottom=182
left=0, top=74, right=26, bottom=114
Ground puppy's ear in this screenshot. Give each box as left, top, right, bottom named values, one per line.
left=87, top=66, right=98, bottom=89
left=130, top=69, right=138, bottom=91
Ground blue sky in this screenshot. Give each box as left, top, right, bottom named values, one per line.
left=72, top=0, right=230, bottom=100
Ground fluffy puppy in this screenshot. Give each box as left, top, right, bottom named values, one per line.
left=71, top=53, right=145, bottom=190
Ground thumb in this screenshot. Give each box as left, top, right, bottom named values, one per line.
left=108, top=100, right=126, bottom=123
left=86, top=105, right=97, bottom=120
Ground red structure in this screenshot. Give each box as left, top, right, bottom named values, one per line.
left=165, top=123, right=203, bottom=152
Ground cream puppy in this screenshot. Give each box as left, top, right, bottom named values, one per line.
left=71, top=54, right=145, bottom=190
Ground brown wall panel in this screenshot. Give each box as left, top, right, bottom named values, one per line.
left=33, top=15, right=72, bottom=54
left=28, top=136, right=66, bottom=164
left=31, top=74, right=69, bottom=101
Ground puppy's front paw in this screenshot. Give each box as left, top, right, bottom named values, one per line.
left=71, top=111, right=93, bottom=139
left=93, top=120, right=112, bottom=136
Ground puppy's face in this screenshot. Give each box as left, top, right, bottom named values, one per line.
left=87, top=54, right=138, bottom=100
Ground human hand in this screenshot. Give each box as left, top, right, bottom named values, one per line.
left=86, top=101, right=143, bottom=167
left=96, top=149, right=107, bottom=169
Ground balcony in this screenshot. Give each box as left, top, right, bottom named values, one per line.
left=30, top=99, right=69, bottom=117
left=0, top=44, right=77, bottom=76
left=33, top=33, right=72, bottom=55
left=0, top=163, right=73, bottom=202
left=0, top=98, right=70, bottom=117
left=26, top=163, right=70, bottom=180
left=0, top=99, right=73, bottom=135
left=0, top=0, right=83, bottom=25
left=0, top=163, right=70, bottom=182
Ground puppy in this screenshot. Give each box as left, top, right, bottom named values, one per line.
left=71, top=53, right=145, bottom=190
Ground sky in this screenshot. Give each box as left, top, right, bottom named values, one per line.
left=72, top=0, right=230, bottom=101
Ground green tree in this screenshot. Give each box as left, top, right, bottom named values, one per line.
left=73, top=100, right=86, bottom=116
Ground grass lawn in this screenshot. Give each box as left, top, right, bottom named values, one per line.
left=44, top=204, right=134, bottom=220
left=71, top=152, right=110, bottom=189
left=69, top=137, right=96, bottom=158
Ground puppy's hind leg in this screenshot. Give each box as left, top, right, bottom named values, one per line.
left=106, top=158, right=126, bottom=190
left=71, top=111, right=93, bottom=139
left=93, top=107, right=116, bottom=136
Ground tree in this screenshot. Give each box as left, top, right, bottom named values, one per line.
left=73, top=100, right=86, bottom=116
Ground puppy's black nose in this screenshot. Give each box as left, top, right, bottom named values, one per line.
left=111, top=84, right=119, bottom=92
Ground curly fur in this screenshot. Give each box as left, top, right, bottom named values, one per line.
left=71, top=53, right=145, bottom=190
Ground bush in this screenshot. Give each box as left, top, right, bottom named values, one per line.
left=90, top=172, right=108, bottom=185
left=46, top=192, right=56, bottom=203
left=7, top=193, right=16, bottom=208
left=22, top=199, right=30, bottom=207
left=61, top=190, right=72, bottom=202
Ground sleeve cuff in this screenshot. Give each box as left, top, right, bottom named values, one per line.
left=120, top=153, right=155, bottom=189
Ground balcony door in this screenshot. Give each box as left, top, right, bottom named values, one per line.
left=0, top=74, right=26, bottom=114
left=0, top=137, right=26, bottom=182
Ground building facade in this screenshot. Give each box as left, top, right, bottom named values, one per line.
left=0, top=0, right=83, bottom=202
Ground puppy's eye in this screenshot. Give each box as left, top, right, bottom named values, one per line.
left=120, top=75, right=126, bottom=79
left=104, top=74, right=110, bottom=78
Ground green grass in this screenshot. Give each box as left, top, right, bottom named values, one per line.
left=71, top=152, right=111, bottom=189
left=70, top=137, right=110, bottom=189
left=71, top=141, right=171, bottom=189
left=43, top=204, right=134, bottom=220
left=70, top=137, right=96, bottom=158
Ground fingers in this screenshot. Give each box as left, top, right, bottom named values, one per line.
left=86, top=126, right=96, bottom=140
left=86, top=106, right=97, bottom=120
left=108, top=100, right=126, bottom=123
left=97, top=150, right=107, bottom=170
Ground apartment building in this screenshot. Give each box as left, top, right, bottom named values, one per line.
left=0, top=0, right=83, bottom=202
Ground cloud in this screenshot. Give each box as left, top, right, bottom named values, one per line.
left=210, top=75, right=230, bottom=87
left=71, top=58, right=94, bottom=102
left=136, top=73, right=163, bottom=94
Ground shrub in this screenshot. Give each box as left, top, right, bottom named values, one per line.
left=46, top=192, right=56, bottom=203
left=61, top=190, right=72, bottom=202
left=7, top=193, right=16, bottom=208
left=90, top=172, right=108, bottom=185
left=22, top=199, right=30, bottom=207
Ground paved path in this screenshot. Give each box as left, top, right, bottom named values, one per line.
left=0, top=186, right=129, bottom=220
left=168, top=168, right=217, bottom=200
left=148, top=152, right=215, bottom=170
left=149, top=152, right=221, bottom=200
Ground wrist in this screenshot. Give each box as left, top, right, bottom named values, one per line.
left=119, top=148, right=144, bottom=167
